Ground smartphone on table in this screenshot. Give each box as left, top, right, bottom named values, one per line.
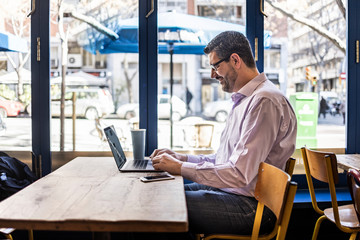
left=140, top=173, right=175, bottom=182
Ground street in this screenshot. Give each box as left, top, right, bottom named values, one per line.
left=0, top=113, right=345, bottom=151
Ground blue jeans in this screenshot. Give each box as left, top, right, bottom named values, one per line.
left=185, top=183, right=276, bottom=235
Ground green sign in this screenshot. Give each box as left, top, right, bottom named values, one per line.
left=290, top=92, right=318, bottom=148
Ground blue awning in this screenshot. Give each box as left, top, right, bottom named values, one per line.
left=79, top=12, right=271, bottom=55
left=0, top=31, right=28, bottom=53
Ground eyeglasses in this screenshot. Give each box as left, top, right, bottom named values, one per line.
left=210, top=56, right=230, bottom=71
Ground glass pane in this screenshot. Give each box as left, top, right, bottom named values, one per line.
left=264, top=1, right=346, bottom=173
left=0, top=1, right=31, bottom=150
left=50, top=0, right=139, bottom=155
left=157, top=1, right=246, bottom=150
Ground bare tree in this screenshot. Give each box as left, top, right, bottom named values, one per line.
left=0, top=0, right=30, bottom=102
left=335, top=0, right=346, bottom=19
left=265, top=0, right=346, bottom=95
left=123, top=54, right=137, bottom=103
left=69, top=0, right=138, bottom=103
left=309, top=32, right=333, bottom=92
left=265, top=0, right=346, bottom=54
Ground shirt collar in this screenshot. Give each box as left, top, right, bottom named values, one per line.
left=231, top=92, right=246, bottom=109
left=231, top=73, right=267, bottom=108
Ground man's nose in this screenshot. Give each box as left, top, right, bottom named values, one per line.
left=211, top=68, right=218, bottom=79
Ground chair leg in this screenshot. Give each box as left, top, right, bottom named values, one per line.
left=350, top=232, right=357, bottom=240
left=196, top=234, right=204, bottom=240
left=312, top=215, right=326, bottom=240
left=4, top=234, right=13, bottom=240
left=28, top=229, right=34, bottom=240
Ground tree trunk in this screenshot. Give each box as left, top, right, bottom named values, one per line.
left=16, top=70, right=23, bottom=99
left=123, top=55, right=137, bottom=103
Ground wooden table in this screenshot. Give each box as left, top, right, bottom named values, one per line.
left=337, top=154, right=360, bottom=171
left=0, top=157, right=188, bottom=233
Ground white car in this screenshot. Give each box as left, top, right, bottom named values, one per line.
left=203, top=99, right=233, bottom=122
left=117, top=94, right=187, bottom=121
left=51, top=88, right=114, bottom=120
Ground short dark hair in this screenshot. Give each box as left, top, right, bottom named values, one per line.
left=204, top=31, right=256, bottom=68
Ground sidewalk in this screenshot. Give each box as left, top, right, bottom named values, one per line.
left=317, top=112, right=344, bottom=126
left=317, top=113, right=345, bottom=148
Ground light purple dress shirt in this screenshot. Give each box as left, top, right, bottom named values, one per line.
left=181, top=73, right=297, bottom=197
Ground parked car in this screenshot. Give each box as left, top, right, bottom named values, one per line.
left=117, top=94, right=187, bottom=121
left=50, top=88, right=114, bottom=120
left=0, top=96, right=24, bottom=118
left=116, top=103, right=139, bottom=120
left=203, top=99, right=233, bottom=122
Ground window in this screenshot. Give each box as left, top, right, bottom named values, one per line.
left=49, top=0, right=139, bottom=156
left=264, top=0, right=346, bottom=174
left=24, top=0, right=360, bottom=175
left=157, top=1, right=246, bottom=150
left=0, top=2, right=31, bottom=153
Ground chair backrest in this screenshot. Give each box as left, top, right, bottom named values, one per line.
left=194, top=123, right=214, bottom=148
left=301, top=147, right=338, bottom=184
left=347, top=169, right=360, bottom=221
left=285, top=157, right=296, bottom=177
left=301, top=147, right=341, bottom=218
left=255, top=162, right=291, bottom=220
left=251, top=162, right=297, bottom=240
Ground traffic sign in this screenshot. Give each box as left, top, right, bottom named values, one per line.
left=340, top=72, right=346, bottom=80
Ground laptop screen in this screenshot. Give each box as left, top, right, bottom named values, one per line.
left=104, top=126, right=127, bottom=169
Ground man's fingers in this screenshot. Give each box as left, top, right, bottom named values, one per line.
left=150, top=149, right=162, bottom=158
left=150, top=148, right=171, bottom=158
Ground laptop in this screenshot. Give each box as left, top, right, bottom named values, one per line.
left=104, top=125, right=161, bottom=172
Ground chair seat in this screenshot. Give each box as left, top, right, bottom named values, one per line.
left=324, top=204, right=360, bottom=228
left=0, top=227, right=15, bottom=234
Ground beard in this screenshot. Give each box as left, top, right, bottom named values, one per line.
left=220, top=67, right=238, bottom=93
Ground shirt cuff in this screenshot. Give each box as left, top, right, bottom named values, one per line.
left=186, top=154, right=201, bottom=163
left=181, top=162, right=197, bottom=181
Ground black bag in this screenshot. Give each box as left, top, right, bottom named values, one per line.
left=0, top=152, right=37, bottom=201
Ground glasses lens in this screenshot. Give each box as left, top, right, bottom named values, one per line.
left=211, top=56, right=229, bottom=71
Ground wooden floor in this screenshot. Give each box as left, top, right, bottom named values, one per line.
left=10, top=207, right=352, bottom=240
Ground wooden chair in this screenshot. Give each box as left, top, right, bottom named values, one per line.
left=347, top=169, right=360, bottom=225
left=194, top=123, right=214, bottom=148
left=0, top=225, right=33, bottom=240
left=94, top=117, right=107, bottom=142
left=301, top=147, right=360, bottom=240
left=285, top=157, right=296, bottom=178
left=198, top=160, right=297, bottom=240
left=0, top=228, right=14, bottom=240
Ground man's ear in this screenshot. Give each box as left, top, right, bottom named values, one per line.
left=231, top=53, right=242, bottom=69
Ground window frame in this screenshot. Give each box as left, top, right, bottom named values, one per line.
left=31, top=0, right=360, bottom=178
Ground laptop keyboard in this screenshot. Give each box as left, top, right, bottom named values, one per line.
left=133, top=160, right=148, bottom=169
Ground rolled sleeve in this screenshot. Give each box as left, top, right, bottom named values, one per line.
left=181, top=162, right=198, bottom=181
left=186, top=154, right=216, bottom=164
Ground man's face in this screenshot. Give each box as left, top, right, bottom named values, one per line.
left=209, top=52, right=238, bottom=93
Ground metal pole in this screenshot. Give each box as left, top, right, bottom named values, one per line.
left=72, top=92, right=76, bottom=151
left=169, top=43, right=174, bottom=149
left=60, top=64, right=66, bottom=151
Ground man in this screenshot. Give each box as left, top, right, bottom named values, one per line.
left=319, top=96, right=328, bottom=119
left=186, top=87, right=193, bottom=114
left=151, top=31, right=297, bottom=235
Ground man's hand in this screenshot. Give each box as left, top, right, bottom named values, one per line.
left=150, top=148, right=188, bottom=162
left=151, top=153, right=183, bottom=175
